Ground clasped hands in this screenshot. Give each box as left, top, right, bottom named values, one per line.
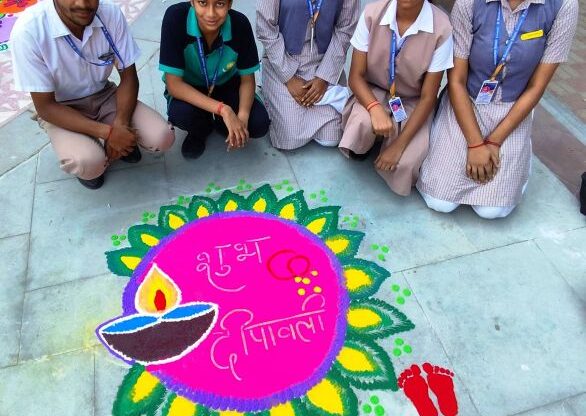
left=104, top=118, right=138, bottom=161
left=286, top=76, right=328, bottom=107
left=466, top=142, right=501, bottom=184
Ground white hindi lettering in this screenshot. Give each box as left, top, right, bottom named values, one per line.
left=195, top=236, right=271, bottom=293
left=209, top=295, right=327, bottom=381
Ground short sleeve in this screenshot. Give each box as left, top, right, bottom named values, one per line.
left=350, top=11, right=369, bottom=52
left=427, top=34, right=455, bottom=72
left=540, top=0, right=578, bottom=63
left=235, top=15, right=260, bottom=75
left=450, top=0, right=474, bottom=59
left=10, top=25, right=55, bottom=92
left=159, top=5, right=188, bottom=77
left=110, top=5, right=140, bottom=70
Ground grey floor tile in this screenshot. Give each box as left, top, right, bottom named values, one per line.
left=134, top=38, right=160, bottom=70
left=514, top=402, right=577, bottom=416
left=452, top=158, right=585, bottom=251
left=568, top=393, right=586, bottom=415
left=0, top=156, right=37, bottom=239
left=94, top=347, right=130, bottom=416
left=165, top=130, right=296, bottom=196
left=131, top=0, right=183, bottom=42
left=0, top=350, right=93, bottom=416
left=20, top=274, right=127, bottom=360
left=28, top=164, right=170, bottom=289
left=405, top=241, right=586, bottom=416
left=0, top=234, right=28, bottom=367
left=535, top=227, right=586, bottom=303
left=0, top=111, right=48, bottom=175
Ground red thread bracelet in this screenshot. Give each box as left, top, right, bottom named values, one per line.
left=216, top=102, right=225, bottom=116
left=366, top=101, right=380, bottom=112
left=467, top=142, right=485, bottom=149
left=485, top=140, right=501, bottom=148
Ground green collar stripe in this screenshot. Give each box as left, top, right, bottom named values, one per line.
left=186, top=7, right=232, bottom=42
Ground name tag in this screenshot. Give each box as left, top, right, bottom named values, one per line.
left=475, top=80, right=499, bottom=105
left=388, top=97, right=407, bottom=123
left=520, top=29, right=544, bottom=41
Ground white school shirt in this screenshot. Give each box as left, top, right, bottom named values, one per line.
left=350, top=0, right=454, bottom=72
left=10, top=0, right=140, bottom=102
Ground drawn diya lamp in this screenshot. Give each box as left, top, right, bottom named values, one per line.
left=97, top=264, right=218, bottom=365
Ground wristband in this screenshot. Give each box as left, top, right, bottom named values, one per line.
left=366, top=101, right=380, bottom=112
left=105, top=125, right=113, bottom=141
left=216, top=102, right=225, bottom=116
left=485, top=140, right=501, bottom=148
left=467, top=142, right=485, bottom=149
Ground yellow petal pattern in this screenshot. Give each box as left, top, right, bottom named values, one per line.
left=270, top=402, right=296, bottom=416
left=306, top=217, right=327, bottom=235
left=140, top=234, right=159, bottom=247
left=337, top=346, right=375, bottom=372
left=306, top=379, right=344, bottom=415
left=325, top=237, right=350, bottom=254
left=224, top=200, right=238, bottom=211
left=347, top=308, right=382, bottom=328
left=253, top=198, right=267, bottom=212
left=196, top=205, right=210, bottom=218
left=168, top=214, right=185, bottom=230
left=121, top=255, right=141, bottom=271
left=344, top=268, right=372, bottom=292
left=131, top=371, right=159, bottom=403
left=167, top=396, right=196, bottom=416
left=279, top=203, right=295, bottom=220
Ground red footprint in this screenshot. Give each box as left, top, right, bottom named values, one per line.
left=398, top=364, right=438, bottom=416
left=423, top=363, right=459, bottom=416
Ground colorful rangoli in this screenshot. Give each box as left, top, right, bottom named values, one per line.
left=98, top=185, right=419, bottom=416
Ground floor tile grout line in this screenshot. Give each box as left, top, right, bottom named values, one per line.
left=508, top=391, right=585, bottom=416
left=0, top=142, right=49, bottom=179
left=400, top=271, right=485, bottom=416
left=0, top=231, right=30, bottom=242
left=532, top=240, right=586, bottom=308
left=25, top=272, right=119, bottom=294
left=17, top=154, right=39, bottom=364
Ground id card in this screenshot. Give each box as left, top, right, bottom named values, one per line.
left=388, top=97, right=407, bottom=123
left=475, top=80, right=499, bottom=105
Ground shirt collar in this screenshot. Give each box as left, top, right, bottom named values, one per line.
left=380, top=0, right=434, bottom=36
left=47, top=1, right=104, bottom=39
left=186, top=6, right=233, bottom=43
left=486, top=0, right=545, bottom=8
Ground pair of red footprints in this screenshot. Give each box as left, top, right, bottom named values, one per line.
left=399, top=363, right=459, bottom=416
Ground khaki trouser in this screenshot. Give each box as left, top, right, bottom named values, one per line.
left=38, top=82, right=175, bottom=180
left=339, top=86, right=431, bottom=196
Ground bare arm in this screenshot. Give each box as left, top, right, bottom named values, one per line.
left=31, top=92, right=111, bottom=139
left=348, top=49, right=393, bottom=138
left=486, top=63, right=559, bottom=144
left=237, top=74, right=256, bottom=125
left=113, top=64, right=139, bottom=126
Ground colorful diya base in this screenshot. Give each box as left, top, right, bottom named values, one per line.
left=100, top=185, right=415, bottom=416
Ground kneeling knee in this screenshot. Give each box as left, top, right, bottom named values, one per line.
left=74, top=155, right=107, bottom=180
left=143, top=125, right=176, bottom=153
left=472, top=205, right=515, bottom=219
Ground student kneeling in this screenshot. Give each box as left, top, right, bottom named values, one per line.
left=339, top=0, right=453, bottom=196
left=160, top=0, right=270, bottom=158
left=11, top=0, right=175, bottom=189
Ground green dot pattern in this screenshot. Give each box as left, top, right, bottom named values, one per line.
left=362, top=396, right=385, bottom=415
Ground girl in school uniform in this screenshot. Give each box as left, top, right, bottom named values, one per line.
left=339, top=0, right=454, bottom=196
left=160, top=0, right=270, bottom=158
left=256, top=0, right=359, bottom=150
left=417, top=0, right=578, bottom=219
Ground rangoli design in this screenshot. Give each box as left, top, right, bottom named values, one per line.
left=98, top=185, right=418, bottom=416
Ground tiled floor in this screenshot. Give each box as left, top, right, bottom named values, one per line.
left=0, top=1, right=584, bottom=415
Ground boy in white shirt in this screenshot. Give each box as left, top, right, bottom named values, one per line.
left=11, top=0, right=175, bottom=189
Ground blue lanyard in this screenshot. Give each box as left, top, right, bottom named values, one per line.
left=63, top=14, right=126, bottom=69
left=196, top=37, right=224, bottom=96
left=388, top=31, right=406, bottom=97
left=306, top=0, right=324, bottom=24
left=491, top=5, right=529, bottom=79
